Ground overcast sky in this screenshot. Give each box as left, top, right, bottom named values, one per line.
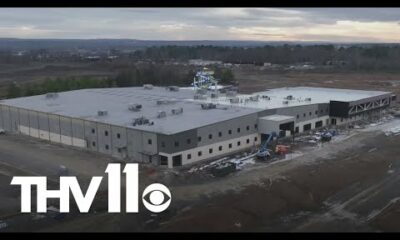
left=1, top=8, right=400, bottom=42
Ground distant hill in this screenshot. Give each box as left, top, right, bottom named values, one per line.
left=0, top=38, right=372, bottom=51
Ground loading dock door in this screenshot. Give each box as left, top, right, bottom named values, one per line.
left=172, top=155, right=182, bottom=167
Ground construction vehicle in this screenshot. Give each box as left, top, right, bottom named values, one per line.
left=256, top=132, right=277, bottom=160
left=275, top=145, right=290, bottom=155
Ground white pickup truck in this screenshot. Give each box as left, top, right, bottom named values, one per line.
left=0, top=128, right=5, bottom=135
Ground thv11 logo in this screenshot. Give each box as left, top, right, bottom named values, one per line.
left=10, top=163, right=171, bottom=213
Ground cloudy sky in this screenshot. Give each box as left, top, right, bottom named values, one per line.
left=0, top=8, right=400, bottom=42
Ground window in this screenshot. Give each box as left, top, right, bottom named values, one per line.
left=118, top=148, right=122, bottom=153
left=303, top=113, right=306, bottom=117
left=105, top=130, right=108, bottom=136
left=309, top=112, right=312, bottom=116
left=148, top=139, right=152, bottom=145
left=237, top=128, right=241, bottom=133
left=209, top=134, right=213, bottom=139
left=174, top=141, right=179, bottom=147
left=161, top=141, right=165, bottom=148
left=229, top=143, right=232, bottom=149
left=105, top=145, right=109, bottom=150
left=117, top=133, right=121, bottom=139
left=246, top=139, right=250, bottom=144
left=92, top=141, right=96, bottom=147
left=296, top=114, right=299, bottom=119
left=218, top=131, right=222, bottom=137
left=198, top=136, right=202, bottom=142
left=198, top=151, right=202, bottom=156
left=187, top=154, right=192, bottom=160
left=187, top=138, right=191, bottom=144
left=246, top=125, right=250, bottom=131
left=254, top=124, right=258, bottom=129
left=228, top=130, right=232, bottom=135
left=160, top=156, right=168, bottom=166
left=254, top=137, right=258, bottom=142
left=219, top=146, right=222, bottom=151
left=315, top=110, right=318, bottom=115
left=237, top=141, right=241, bottom=146
left=209, top=148, right=213, bottom=154
left=91, top=128, right=95, bottom=134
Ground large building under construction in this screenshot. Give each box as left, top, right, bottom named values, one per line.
left=0, top=86, right=396, bottom=168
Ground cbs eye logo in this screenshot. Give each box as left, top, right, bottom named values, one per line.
left=142, top=183, right=171, bottom=213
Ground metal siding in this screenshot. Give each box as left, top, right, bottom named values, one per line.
left=10, top=107, right=19, bottom=132
left=0, top=105, right=3, bottom=129
left=111, top=126, right=127, bottom=158
left=97, top=123, right=112, bottom=154
left=127, top=128, right=143, bottom=162
left=48, top=114, right=61, bottom=143
left=197, top=113, right=258, bottom=147
left=71, top=118, right=86, bottom=148
left=1, top=105, right=11, bottom=131
left=158, top=129, right=197, bottom=154
left=19, top=109, right=29, bottom=126
left=84, top=121, right=98, bottom=151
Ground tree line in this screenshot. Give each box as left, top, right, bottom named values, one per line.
left=131, top=44, right=400, bottom=71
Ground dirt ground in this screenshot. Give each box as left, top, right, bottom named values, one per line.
left=235, top=69, right=400, bottom=97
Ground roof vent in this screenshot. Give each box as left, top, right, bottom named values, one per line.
left=305, top=98, right=312, bottom=101
left=226, top=91, right=237, bottom=97
left=201, top=103, right=217, bottom=110
left=46, top=92, right=59, bottom=99
left=196, top=89, right=207, bottom=95
left=230, top=97, right=240, bottom=104
left=194, top=94, right=207, bottom=100
left=261, top=95, right=270, bottom=100
left=132, top=116, right=153, bottom=126
left=97, top=110, right=108, bottom=116
left=211, top=92, right=219, bottom=98
left=143, top=84, right=154, bottom=90
left=171, top=107, right=183, bottom=115
left=157, top=99, right=173, bottom=105
left=128, top=104, right=142, bottom=112
left=286, top=95, right=294, bottom=100
left=282, top=100, right=289, bottom=104
left=157, top=111, right=167, bottom=118
left=249, top=95, right=259, bottom=101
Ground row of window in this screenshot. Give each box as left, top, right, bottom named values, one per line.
left=296, top=108, right=329, bottom=119
left=90, top=141, right=123, bottom=153
left=91, top=128, right=121, bottom=139
left=159, top=124, right=258, bottom=148
left=187, top=137, right=258, bottom=160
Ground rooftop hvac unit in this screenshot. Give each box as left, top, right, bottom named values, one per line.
left=196, top=89, right=207, bottom=95
left=128, top=104, right=142, bottom=112
left=156, top=99, right=173, bottom=105
left=157, top=111, right=167, bottom=118
left=305, top=98, right=312, bottom=101
left=46, top=92, right=59, bottom=99
left=211, top=92, right=219, bottom=98
left=230, top=97, right=240, bottom=104
left=282, top=100, right=289, bottom=104
left=171, top=107, right=183, bottom=115
left=201, top=103, right=217, bottom=110
left=167, top=86, right=179, bottom=92
left=249, top=95, right=259, bottom=101
left=261, top=95, right=271, bottom=100
left=132, top=116, right=153, bottom=126
left=286, top=95, right=294, bottom=100
left=226, top=91, right=237, bottom=97
left=194, top=94, right=207, bottom=100
left=97, top=110, right=108, bottom=116
left=143, top=84, right=154, bottom=90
